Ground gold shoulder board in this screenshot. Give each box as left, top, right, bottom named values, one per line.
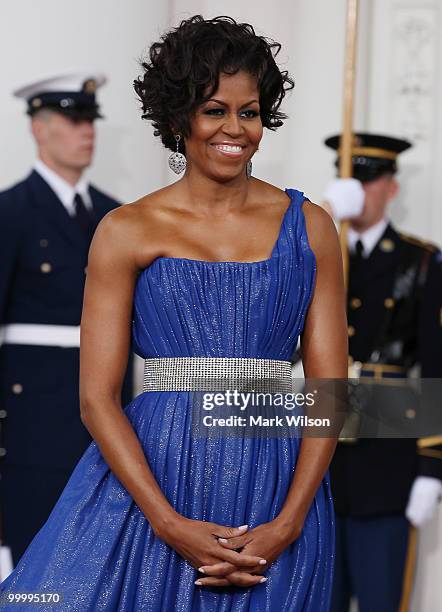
left=398, top=232, right=438, bottom=253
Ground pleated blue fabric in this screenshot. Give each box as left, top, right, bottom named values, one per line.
left=0, top=188, right=334, bottom=611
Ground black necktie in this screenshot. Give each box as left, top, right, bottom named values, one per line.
left=74, top=193, right=95, bottom=240
left=355, top=239, right=364, bottom=259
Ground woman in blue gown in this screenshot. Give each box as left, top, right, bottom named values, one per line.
left=0, top=15, right=347, bottom=611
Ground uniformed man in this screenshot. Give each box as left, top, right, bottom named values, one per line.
left=0, top=73, right=133, bottom=566
left=322, top=133, right=442, bottom=612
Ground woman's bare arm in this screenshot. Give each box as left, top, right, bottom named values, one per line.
left=79, top=205, right=266, bottom=581
left=195, top=200, right=348, bottom=586
left=274, top=200, right=348, bottom=533
left=79, top=206, right=179, bottom=535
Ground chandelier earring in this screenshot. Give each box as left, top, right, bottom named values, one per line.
left=168, top=134, right=187, bottom=174
left=246, top=159, right=253, bottom=179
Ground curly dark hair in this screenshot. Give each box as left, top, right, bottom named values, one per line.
left=134, top=15, right=294, bottom=152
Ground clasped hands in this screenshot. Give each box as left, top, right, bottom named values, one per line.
left=158, top=514, right=301, bottom=588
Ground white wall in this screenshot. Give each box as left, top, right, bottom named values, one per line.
left=0, top=0, right=170, bottom=201
left=368, top=0, right=442, bottom=246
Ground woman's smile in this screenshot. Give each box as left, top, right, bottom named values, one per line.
left=210, top=141, right=247, bottom=158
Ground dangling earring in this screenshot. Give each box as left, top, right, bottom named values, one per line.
left=246, top=159, right=252, bottom=179
left=168, top=134, right=187, bottom=174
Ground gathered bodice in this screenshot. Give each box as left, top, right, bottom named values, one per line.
left=131, top=188, right=316, bottom=361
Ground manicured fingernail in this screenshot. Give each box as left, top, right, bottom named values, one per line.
left=238, top=524, right=248, bottom=530
left=259, top=559, right=267, bottom=565
left=259, top=577, right=267, bottom=583
left=218, top=538, right=228, bottom=544
left=195, top=580, right=203, bottom=585
left=198, top=567, right=205, bottom=573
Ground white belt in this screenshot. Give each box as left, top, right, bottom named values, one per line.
left=0, top=323, right=80, bottom=348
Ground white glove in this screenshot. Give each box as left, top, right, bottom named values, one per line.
left=0, top=545, right=14, bottom=580
left=405, top=476, right=442, bottom=528
left=322, top=178, right=365, bottom=221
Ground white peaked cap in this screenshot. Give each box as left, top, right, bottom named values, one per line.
left=13, top=71, right=107, bottom=99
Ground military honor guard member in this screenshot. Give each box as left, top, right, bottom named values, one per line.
left=0, top=72, right=133, bottom=565
left=322, top=133, right=442, bottom=612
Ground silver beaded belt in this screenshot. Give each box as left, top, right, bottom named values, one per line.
left=142, top=357, right=293, bottom=393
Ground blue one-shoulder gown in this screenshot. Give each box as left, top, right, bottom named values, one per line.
left=0, top=189, right=334, bottom=611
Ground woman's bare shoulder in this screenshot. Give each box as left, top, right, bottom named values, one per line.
left=302, top=200, right=340, bottom=258
left=248, top=179, right=293, bottom=218
left=250, top=178, right=288, bottom=204
left=91, top=185, right=180, bottom=268
left=96, top=185, right=177, bottom=237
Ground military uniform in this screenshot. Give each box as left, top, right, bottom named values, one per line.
left=0, top=74, right=133, bottom=564
left=335, top=226, right=442, bottom=511
left=323, top=133, right=442, bottom=612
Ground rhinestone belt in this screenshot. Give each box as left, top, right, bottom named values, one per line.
left=142, top=357, right=293, bottom=393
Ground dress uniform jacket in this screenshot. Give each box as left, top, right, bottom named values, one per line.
left=331, top=223, right=442, bottom=517
left=0, top=170, right=133, bottom=560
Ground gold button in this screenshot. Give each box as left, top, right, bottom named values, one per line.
left=40, top=262, right=52, bottom=273
left=348, top=325, right=356, bottom=337
left=12, top=383, right=23, bottom=394
left=350, top=297, right=362, bottom=309
left=0, top=409, right=7, bottom=418
left=380, top=239, right=395, bottom=252
left=40, top=239, right=49, bottom=247
left=405, top=408, right=416, bottom=419
left=384, top=298, right=395, bottom=309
